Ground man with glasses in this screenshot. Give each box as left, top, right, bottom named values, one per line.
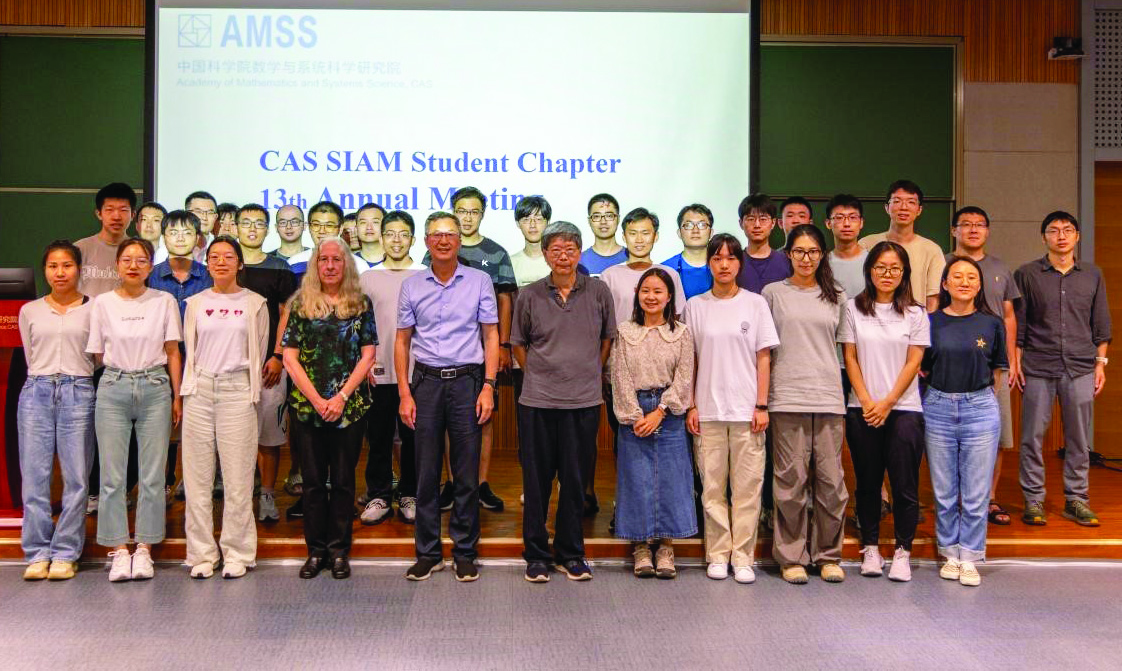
left=661, top=204, right=714, bottom=299
left=235, top=204, right=299, bottom=522
left=510, top=196, right=552, bottom=288
left=271, top=204, right=308, bottom=262
left=1014, top=211, right=1111, bottom=527
left=580, top=193, right=628, bottom=275
left=513, top=221, right=616, bottom=583
left=399, top=212, right=499, bottom=582
left=825, top=194, right=868, bottom=300
left=736, top=194, right=790, bottom=294
left=355, top=202, right=387, bottom=267
left=358, top=211, right=422, bottom=526
left=285, top=200, right=371, bottom=281
left=859, top=180, right=945, bottom=313
left=185, top=190, right=220, bottom=263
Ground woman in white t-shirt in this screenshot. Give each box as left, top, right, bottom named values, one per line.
left=17, top=240, right=97, bottom=581
left=180, top=236, right=269, bottom=579
left=840, top=240, right=930, bottom=583
left=87, top=238, right=183, bottom=583
left=684, top=234, right=779, bottom=584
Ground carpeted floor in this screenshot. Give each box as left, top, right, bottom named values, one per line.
left=2, top=560, right=1119, bottom=670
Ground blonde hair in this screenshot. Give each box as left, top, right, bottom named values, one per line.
left=293, top=237, right=367, bottom=320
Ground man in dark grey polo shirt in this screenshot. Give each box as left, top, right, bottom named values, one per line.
left=512, top=221, right=616, bottom=583
left=1014, top=211, right=1111, bottom=527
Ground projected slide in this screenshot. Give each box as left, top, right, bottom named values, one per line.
left=155, top=4, right=751, bottom=259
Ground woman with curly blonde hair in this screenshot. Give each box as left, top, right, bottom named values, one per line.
left=282, top=236, right=376, bottom=580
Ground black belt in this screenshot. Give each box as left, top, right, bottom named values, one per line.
left=415, top=362, right=481, bottom=380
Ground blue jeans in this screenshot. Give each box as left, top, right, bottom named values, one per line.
left=17, top=375, right=96, bottom=563
left=923, top=388, right=1000, bottom=562
left=95, top=366, right=172, bottom=546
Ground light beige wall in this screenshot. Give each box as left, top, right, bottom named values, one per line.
left=962, top=82, right=1079, bottom=269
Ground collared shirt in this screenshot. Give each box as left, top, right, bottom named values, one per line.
left=397, top=263, right=498, bottom=367
left=662, top=252, right=713, bottom=299
left=148, top=259, right=213, bottom=321
left=736, top=249, right=790, bottom=294
left=1014, top=255, right=1112, bottom=378
left=511, top=272, right=617, bottom=409
left=18, top=297, right=95, bottom=376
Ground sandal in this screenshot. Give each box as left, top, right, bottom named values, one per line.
left=988, top=501, right=1011, bottom=525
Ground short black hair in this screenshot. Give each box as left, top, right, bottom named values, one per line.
left=952, top=206, right=990, bottom=228
left=780, top=196, right=814, bottom=219
left=236, top=203, right=269, bottom=224
left=826, top=193, right=863, bottom=219
left=217, top=202, right=238, bottom=220
left=357, top=201, right=387, bottom=217
left=451, top=186, right=487, bottom=212
left=677, top=203, right=713, bottom=227
left=42, top=239, right=82, bottom=268
left=621, top=207, right=659, bottom=233
left=343, top=213, right=357, bottom=223
left=308, top=200, right=344, bottom=222
left=737, top=193, right=776, bottom=220
left=184, top=190, right=217, bottom=208
left=587, top=193, right=619, bottom=215
left=886, top=180, right=924, bottom=205
left=136, top=201, right=167, bottom=218
left=162, top=209, right=202, bottom=234
left=514, top=195, right=552, bottom=222
left=382, top=209, right=415, bottom=236
left=96, top=182, right=137, bottom=211
left=1040, top=210, right=1080, bottom=235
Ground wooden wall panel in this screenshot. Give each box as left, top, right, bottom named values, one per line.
left=1093, top=162, right=1122, bottom=459
left=0, top=0, right=144, bottom=28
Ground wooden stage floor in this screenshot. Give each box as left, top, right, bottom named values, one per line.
left=3, top=441, right=1121, bottom=562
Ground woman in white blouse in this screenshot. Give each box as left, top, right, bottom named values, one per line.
left=611, top=268, right=695, bottom=579
left=87, top=238, right=182, bottom=582
left=17, top=240, right=97, bottom=581
left=180, top=236, right=269, bottom=579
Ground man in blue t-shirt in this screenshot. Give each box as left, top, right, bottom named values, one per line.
left=580, top=192, right=628, bottom=275
left=661, top=203, right=714, bottom=299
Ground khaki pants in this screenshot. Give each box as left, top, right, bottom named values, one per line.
left=694, top=421, right=765, bottom=566
left=770, top=412, right=847, bottom=567
left=182, top=370, right=259, bottom=568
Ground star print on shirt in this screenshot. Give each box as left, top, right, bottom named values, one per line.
left=976, top=337, right=987, bottom=349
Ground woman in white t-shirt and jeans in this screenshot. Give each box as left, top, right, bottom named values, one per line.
left=180, top=236, right=269, bottom=579
left=684, top=233, right=779, bottom=584
left=87, top=238, right=183, bottom=582
left=840, top=240, right=930, bottom=583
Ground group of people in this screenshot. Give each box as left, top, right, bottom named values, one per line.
left=15, top=179, right=1110, bottom=589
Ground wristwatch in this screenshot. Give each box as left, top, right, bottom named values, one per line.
left=500, top=342, right=512, bottom=350
left=755, top=404, right=769, bottom=411
left=1096, top=356, right=1109, bottom=366
left=271, top=352, right=282, bottom=361
left=483, top=378, right=497, bottom=388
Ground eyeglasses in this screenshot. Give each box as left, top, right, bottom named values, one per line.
left=742, top=215, right=773, bottom=224
left=426, top=232, right=460, bottom=241
left=680, top=221, right=712, bottom=231
left=589, top=213, right=618, bottom=223
left=872, top=265, right=904, bottom=278
left=954, top=222, right=988, bottom=230
left=519, top=215, right=546, bottom=225
left=164, top=227, right=195, bottom=238
left=887, top=198, right=920, bottom=208
left=828, top=214, right=863, bottom=224
left=119, top=257, right=150, bottom=267
left=789, top=248, right=822, bottom=261
left=189, top=208, right=218, bottom=218
left=309, top=223, right=340, bottom=233
left=383, top=231, right=412, bottom=240
left=454, top=208, right=483, bottom=218
left=1044, top=226, right=1077, bottom=237
left=277, top=218, right=304, bottom=228
left=546, top=247, right=580, bottom=258
left=237, top=221, right=267, bottom=230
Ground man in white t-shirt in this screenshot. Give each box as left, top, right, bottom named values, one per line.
left=600, top=208, right=687, bottom=325
left=510, top=196, right=552, bottom=288
left=858, top=180, right=945, bottom=313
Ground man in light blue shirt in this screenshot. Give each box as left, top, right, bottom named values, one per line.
left=396, top=211, right=499, bottom=583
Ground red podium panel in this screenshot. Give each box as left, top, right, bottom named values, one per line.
left=0, top=299, right=28, bottom=525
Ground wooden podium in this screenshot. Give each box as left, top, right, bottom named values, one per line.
left=0, top=299, right=28, bottom=527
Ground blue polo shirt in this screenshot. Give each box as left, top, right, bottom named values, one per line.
left=662, top=252, right=713, bottom=299
left=148, top=259, right=213, bottom=320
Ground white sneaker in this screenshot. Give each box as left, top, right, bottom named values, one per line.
left=398, top=496, right=417, bottom=524
left=190, top=562, right=214, bottom=579
left=733, top=566, right=756, bottom=584
left=131, top=547, right=155, bottom=580
left=87, top=495, right=99, bottom=515
left=222, top=563, right=247, bottom=579
left=258, top=492, right=279, bottom=522
left=939, top=558, right=962, bottom=581
left=959, top=561, right=981, bottom=587
left=706, top=562, right=729, bottom=580
left=360, top=498, right=392, bottom=525
left=108, top=549, right=131, bottom=582
left=860, top=545, right=884, bottom=577
left=887, top=547, right=912, bottom=582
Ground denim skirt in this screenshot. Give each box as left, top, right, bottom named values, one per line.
left=614, top=388, right=697, bottom=541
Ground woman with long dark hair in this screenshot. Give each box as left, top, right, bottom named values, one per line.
left=763, top=224, right=849, bottom=584
left=611, top=267, right=695, bottom=579
left=840, top=240, right=929, bottom=582
left=923, top=256, right=1006, bottom=586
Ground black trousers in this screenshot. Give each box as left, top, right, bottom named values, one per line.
left=518, top=404, right=600, bottom=563
left=845, top=408, right=925, bottom=550
left=292, top=416, right=367, bottom=559
left=413, top=367, right=482, bottom=560
left=364, top=384, right=416, bottom=501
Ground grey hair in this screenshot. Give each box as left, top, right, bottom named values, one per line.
left=541, top=220, right=582, bottom=252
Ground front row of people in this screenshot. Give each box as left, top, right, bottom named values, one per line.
left=15, top=210, right=1107, bottom=589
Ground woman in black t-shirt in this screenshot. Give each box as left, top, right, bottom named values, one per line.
left=922, top=257, right=1007, bottom=588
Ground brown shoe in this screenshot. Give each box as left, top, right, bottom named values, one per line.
left=47, top=560, right=77, bottom=580
left=23, top=561, right=49, bottom=581
left=633, top=543, right=655, bottom=578
left=781, top=565, right=808, bottom=584
left=654, top=544, right=677, bottom=579
left=820, top=563, right=845, bottom=583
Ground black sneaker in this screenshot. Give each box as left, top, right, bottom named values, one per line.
left=405, top=557, right=445, bottom=581
left=438, top=481, right=454, bottom=511
left=285, top=497, right=304, bottom=520
left=583, top=492, right=600, bottom=517
left=453, top=557, right=479, bottom=582
left=524, top=561, right=550, bottom=583
left=557, top=558, right=593, bottom=581
left=479, top=482, right=504, bottom=512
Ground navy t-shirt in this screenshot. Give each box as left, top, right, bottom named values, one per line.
left=922, top=310, right=1009, bottom=393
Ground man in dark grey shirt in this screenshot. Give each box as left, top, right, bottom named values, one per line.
left=512, top=221, right=616, bottom=583
left=1014, top=211, right=1111, bottom=527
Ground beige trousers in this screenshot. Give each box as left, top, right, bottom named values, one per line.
left=770, top=412, right=848, bottom=567
left=694, top=421, right=765, bottom=566
left=182, top=370, right=259, bottom=568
